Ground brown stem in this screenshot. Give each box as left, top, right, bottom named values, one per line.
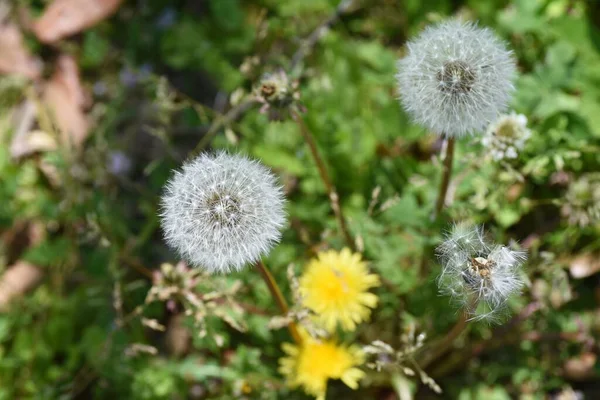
left=291, top=109, right=355, bottom=251
left=121, top=255, right=154, bottom=279
left=419, top=309, right=469, bottom=369
left=256, top=260, right=302, bottom=344
left=432, top=137, right=456, bottom=220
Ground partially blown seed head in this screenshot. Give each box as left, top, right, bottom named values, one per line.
left=396, top=20, right=516, bottom=137
left=436, top=223, right=526, bottom=322
left=160, top=152, right=286, bottom=273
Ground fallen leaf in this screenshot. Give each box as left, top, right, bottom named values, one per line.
left=0, top=261, right=44, bottom=310
left=42, top=55, right=90, bottom=148
left=563, top=352, right=597, bottom=381
left=569, top=253, right=600, bottom=279
left=32, top=0, right=124, bottom=43
left=0, top=20, right=42, bottom=79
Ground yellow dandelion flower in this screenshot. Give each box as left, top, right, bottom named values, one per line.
left=299, top=248, right=380, bottom=332
left=279, top=332, right=365, bottom=400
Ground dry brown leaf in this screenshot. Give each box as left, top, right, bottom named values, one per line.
left=0, top=261, right=44, bottom=310
left=32, top=0, right=123, bottom=43
left=569, top=253, right=600, bottom=279
left=0, top=21, right=42, bottom=79
left=42, top=55, right=89, bottom=148
left=563, top=352, right=597, bottom=381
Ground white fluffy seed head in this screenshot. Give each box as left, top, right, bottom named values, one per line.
left=436, top=223, right=526, bottom=323
left=396, top=20, right=516, bottom=137
left=481, top=112, right=531, bottom=160
left=160, top=152, right=286, bottom=274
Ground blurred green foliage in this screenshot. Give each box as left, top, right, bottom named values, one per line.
left=1, top=0, right=600, bottom=399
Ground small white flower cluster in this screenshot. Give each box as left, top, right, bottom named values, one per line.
left=436, top=223, right=526, bottom=322
left=396, top=20, right=516, bottom=137
left=160, top=152, right=286, bottom=274
left=481, top=113, right=531, bottom=160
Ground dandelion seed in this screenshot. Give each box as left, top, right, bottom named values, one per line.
left=481, top=112, right=531, bottom=160
left=396, top=20, right=516, bottom=137
left=160, top=152, right=286, bottom=273
left=279, top=330, right=365, bottom=400
left=299, top=248, right=380, bottom=332
left=436, top=223, right=526, bottom=322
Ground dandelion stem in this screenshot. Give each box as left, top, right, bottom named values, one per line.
left=256, top=260, right=302, bottom=344
left=291, top=109, right=355, bottom=250
left=433, top=137, right=456, bottom=219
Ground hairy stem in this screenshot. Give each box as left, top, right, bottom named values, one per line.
left=291, top=109, right=355, bottom=250
left=256, top=260, right=302, bottom=344
left=433, top=137, right=456, bottom=220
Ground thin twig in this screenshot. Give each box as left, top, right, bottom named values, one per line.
left=191, top=98, right=257, bottom=156
left=290, top=0, right=358, bottom=72
left=256, top=260, right=302, bottom=344
left=291, top=109, right=355, bottom=250
left=432, top=137, right=456, bottom=220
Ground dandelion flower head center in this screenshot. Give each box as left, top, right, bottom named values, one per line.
left=468, top=256, right=495, bottom=281
left=317, top=268, right=353, bottom=302
left=437, top=60, right=477, bottom=95
left=297, top=340, right=356, bottom=382
left=205, top=191, right=242, bottom=226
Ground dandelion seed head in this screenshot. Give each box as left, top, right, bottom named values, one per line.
left=160, top=152, right=286, bottom=274
left=436, top=223, right=526, bottom=322
left=396, top=20, right=516, bottom=137
left=481, top=112, right=531, bottom=160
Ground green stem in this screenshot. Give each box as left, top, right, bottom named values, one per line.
left=256, top=260, right=302, bottom=344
